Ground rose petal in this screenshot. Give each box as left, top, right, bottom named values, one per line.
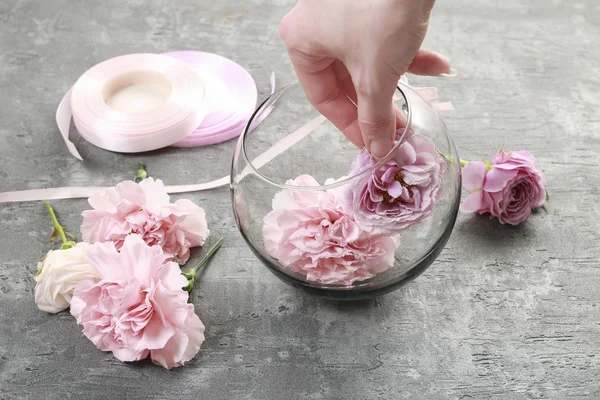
left=483, top=168, right=516, bottom=192
left=386, top=181, right=403, bottom=198
left=462, top=161, right=488, bottom=192
left=460, top=192, right=486, bottom=213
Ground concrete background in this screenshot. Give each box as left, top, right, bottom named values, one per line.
left=1, top=0, right=599, bottom=398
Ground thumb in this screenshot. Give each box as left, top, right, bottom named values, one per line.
left=357, top=86, right=397, bottom=159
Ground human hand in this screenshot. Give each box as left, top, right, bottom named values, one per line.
left=279, top=0, right=454, bottom=158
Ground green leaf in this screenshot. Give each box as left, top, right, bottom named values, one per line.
left=545, top=189, right=550, bottom=203
left=65, top=231, right=77, bottom=241
left=497, top=144, right=504, bottom=154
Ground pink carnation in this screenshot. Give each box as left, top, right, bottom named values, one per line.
left=81, top=178, right=209, bottom=264
left=70, top=235, right=205, bottom=369
left=263, top=175, right=397, bottom=285
left=344, top=133, right=446, bottom=234
left=460, top=151, right=547, bottom=225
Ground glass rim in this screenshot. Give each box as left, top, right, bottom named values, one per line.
left=240, top=81, right=412, bottom=191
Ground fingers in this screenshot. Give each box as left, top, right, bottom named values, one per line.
left=331, top=60, right=363, bottom=148
left=332, top=60, right=357, bottom=106
left=356, top=85, right=397, bottom=159
left=407, top=49, right=453, bottom=76
left=290, top=54, right=365, bottom=149
left=394, top=104, right=408, bottom=131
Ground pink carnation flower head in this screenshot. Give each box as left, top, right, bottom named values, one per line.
left=345, top=133, right=446, bottom=235
left=70, top=234, right=205, bottom=369
left=263, top=175, right=397, bottom=285
left=460, top=151, right=547, bottom=225
left=81, top=178, right=209, bottom=264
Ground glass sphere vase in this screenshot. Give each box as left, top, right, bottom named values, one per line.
left=231, top=81, right=461, bottom=300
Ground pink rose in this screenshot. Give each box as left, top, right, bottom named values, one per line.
left=70, top=235, right=205, bottom=369
left=460, top=151, right=547, bottom=225
left=81, top=178, right=209, bottom=264
left=263, top=175, right=397, bottom=285
left=344, top=133, right=446, bottom=234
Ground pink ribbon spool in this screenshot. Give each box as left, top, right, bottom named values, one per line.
left=57, top=53, right=207, bottom=160
left=163, top=51, right=258, bottom=147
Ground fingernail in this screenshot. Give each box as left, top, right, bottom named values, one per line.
left=368, top=137, right=393, bottom=159
left=438, top=67, right=458, bottom=78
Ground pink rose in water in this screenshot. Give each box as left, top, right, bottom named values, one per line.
left=70, top=235, right=205, bottom=369
left=344, top=133, right=446, bottom=235
left=263, top=175, right=397, bottom=285
left=460, top=151, right=547, bottom=225
left=81, top=178, right=209, bottom=264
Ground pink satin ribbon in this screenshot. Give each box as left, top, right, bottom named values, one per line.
left=58, top=53, right=207, bottom=160
left=0, top=115, right=327, bottom=203
left=0, top=80, right=452, bottom=204
left=164, top=51, right=263, bottom=147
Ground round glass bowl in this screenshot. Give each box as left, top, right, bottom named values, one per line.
left=231, top=82, right=460, bottom=300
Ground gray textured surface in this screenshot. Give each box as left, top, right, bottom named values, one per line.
left=1, top=0, right=599, bottom=399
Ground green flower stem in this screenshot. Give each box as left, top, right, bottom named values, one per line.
left=437, top=151, right=454, bottom=165
left=134, top=162, right=148, bottom=183
left=43, top=201, right=75, bottom=250
left=437, top=150, right=478, bottom=169
left=44, top=201, right=67, bottom=244
left=183, top=237, right=224, bottom=292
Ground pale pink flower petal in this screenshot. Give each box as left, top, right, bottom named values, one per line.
left=138, top=178, right=170, bottom=205
left=483, top=168, right=517, bottom=192
left=70, top=235, right=205, bottom=369
left=150, top=307, right=205, bottom=370
left=81, top=178, right=209, bottom=264
left=462, top=161, right=487, bottom=192
left=459, top=192, right=484, bottom=213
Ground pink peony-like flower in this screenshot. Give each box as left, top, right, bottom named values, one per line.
left=460, top=151, right=547, bottom=225
left=344, top=133, right=446, bottom=235
left=81, top=178, right=209, bottom=264
left=263, top=175, right=397, bottom=285
left=70, top=234, right=205, bottom=369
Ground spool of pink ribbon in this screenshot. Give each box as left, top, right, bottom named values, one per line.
left=164, top=51, right=259, bottom=147
left=57, top=53, right=208, bottom=160
left=57, top=52, right=263, bottom=160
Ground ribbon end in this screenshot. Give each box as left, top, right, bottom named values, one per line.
left=269, top=72, right=276, bottom=95
left=56, top=89, right=84, bottom=161
left=66, top=142, right=84, bottom=161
